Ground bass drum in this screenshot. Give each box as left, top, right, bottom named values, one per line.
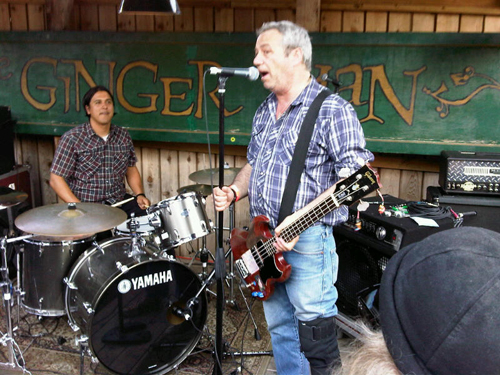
left=65, top=237, right=207, bottom=375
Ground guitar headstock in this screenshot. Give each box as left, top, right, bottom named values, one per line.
left=334, top=164, right=381, bottom=205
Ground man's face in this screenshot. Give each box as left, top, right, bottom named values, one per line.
left=85, top=90, right=114, bottom=127
left=253, top=29, right=293, bottom=94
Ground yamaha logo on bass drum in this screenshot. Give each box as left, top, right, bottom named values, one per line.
left=117, top=270, right=173, bottom=294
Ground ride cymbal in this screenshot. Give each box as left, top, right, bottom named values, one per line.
left=189, top=167, right=241, bottom=186
left=0, top=186, right=28, bottom=210
left=15, top=202, right=127, bottom=240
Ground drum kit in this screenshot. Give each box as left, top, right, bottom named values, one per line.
left=0, top=167, right=267, bottom=375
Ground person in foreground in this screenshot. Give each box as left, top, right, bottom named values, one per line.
left=334, top=226, right=500, bottom=375
left=213, top=21, right=373, bottom=375
left=49, top=85, right=150, bottom=218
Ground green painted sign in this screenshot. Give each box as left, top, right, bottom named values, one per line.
left=1, top=32, right=500, bottom=155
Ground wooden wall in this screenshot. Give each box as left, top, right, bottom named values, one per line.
left=5, top=0, right=500, bottom=254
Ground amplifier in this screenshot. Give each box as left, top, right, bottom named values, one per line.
left=334, top=194, right=500, bottom=319
left=439, top=151, right=500, bottom=195
left=334, top=195, right=455, bottom=257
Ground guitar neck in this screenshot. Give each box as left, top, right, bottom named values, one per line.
left=279, top=192, right=340, bottom=243
left=272, top=164, right=380, bottom=247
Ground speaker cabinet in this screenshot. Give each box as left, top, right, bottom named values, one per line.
left=334, top=194, right=500, bottom=319
left=0, top=106, right=15, bottom=175
left=335, top=233, right=390, bottom=317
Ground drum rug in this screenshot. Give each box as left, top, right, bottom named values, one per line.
left=0, top=267, right=273, bottom=375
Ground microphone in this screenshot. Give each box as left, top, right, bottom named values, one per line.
left=209, top=66, right=259, bottom=81
left=321, top=74, right=341, bottom=86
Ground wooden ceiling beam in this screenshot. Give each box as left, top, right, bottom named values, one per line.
left=321, top=3, right=500, bottom=16
left=46, top=0, right=74, bottom=30
left=297, top=0, right=321, bottom=31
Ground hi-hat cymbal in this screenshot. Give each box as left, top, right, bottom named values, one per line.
left=15, top=202, right=127, bottom=240
left=189, top=167, right=241, bottom=186
left=0, top=186, right=28, bottom=210
left=177, top=184, right=213, bottom=196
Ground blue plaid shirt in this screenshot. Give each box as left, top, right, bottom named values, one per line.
left=247, top=78, right=374, bottom=229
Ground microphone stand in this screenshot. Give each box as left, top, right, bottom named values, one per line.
left=213, top=74, right=229, bottom=375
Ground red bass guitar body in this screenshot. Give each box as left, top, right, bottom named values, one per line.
left=230, top=215, right=291, bottom=300
left=230, top=164, right=380, bottom=301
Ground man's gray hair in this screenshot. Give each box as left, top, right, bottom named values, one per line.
left=257, top=21, right=312, bottom=72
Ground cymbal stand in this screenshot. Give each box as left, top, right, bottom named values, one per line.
left=0, top=233, right=33, bottom=372
left=188, top=235, right=211, bottom=280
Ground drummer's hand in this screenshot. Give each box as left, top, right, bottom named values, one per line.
left=137, top=195, right=150, bottom=210
left=274, top=227, right=299, bottom=252
left=213, top=186, right=233, bottom=211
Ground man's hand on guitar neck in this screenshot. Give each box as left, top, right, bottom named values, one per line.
left=274, top=222, right=300, bottom=252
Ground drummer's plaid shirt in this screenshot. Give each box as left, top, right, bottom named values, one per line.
left=247, top=78, right=374, bottom=229
left=50, top=122, right=137, bottom=204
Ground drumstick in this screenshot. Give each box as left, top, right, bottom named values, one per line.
left=111, top=196, right=135, bottom=207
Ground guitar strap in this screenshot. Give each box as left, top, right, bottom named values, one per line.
left=277, top=88, right=333, bottom=226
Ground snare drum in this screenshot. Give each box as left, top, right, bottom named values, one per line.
left=21, top=235, right=95, bottom=316
left=65, top=237, right=207, bottom=375
left=114, top=214, right=163, bottom=246
left=155, top=192, right=212, bottom=248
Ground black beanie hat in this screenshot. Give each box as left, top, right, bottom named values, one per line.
left=379, top=227, right=500, bottom=375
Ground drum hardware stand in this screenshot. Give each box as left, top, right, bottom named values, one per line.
left=126, top=214, right=148, bottom=257
left=185, top=218, right=266, bottom=359
left=0, top=234, right=34, bottom=374
left=225, top=203, right=238, bottom=310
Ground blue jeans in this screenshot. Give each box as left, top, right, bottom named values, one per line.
left=263, top=224, right=339, bottom=375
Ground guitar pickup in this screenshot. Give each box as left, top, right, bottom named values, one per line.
left=235, top=259, right=250, bottom=278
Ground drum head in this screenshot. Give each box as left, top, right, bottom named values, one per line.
left=89, top=260, right=207, bottom=375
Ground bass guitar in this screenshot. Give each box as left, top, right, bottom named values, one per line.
left=231, top=164, right=380, bottom=300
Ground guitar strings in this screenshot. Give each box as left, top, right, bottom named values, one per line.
left=252, top=176, right=367, bottom=263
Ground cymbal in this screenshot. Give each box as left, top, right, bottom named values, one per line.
left=177, top=184, right=213, bottom=196
left=0, top=187, right=28, bottom=210
left=15, top=202, right=127, bottom=240
left=189, top=167, right=241, bottom=186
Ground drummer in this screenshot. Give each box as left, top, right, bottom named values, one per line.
left=49, top=86, right=150, bottom=219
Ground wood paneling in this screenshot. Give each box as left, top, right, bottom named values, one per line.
left=320, top=10, right=342, bottom=31
left=484, top=15, right=500, bottom=31
left=194, top=7, right=214, bottom=31
left=234, top=8, right=254, bottom=31
left=388, top=12, right=411, bottom=32
left=155, top=14, right=174, bottom=32
left=214, top=7, right=233, bottom=31
left=0, top=4, right=10, bottom=30
left=136, top=14, right=155, bottom=31
left=435, top=13, right=460, bottom=32
left=117, top=13, right=135, bottom=31
left=342, top=11, right=364, bottom=32
left=296, top=0, right=320, bottom=31
left=98, top=4, right=117, bottom=31
left=174, top=6, right=194, bottom=31
left=412, top=13, right=435, bottom=31
left=255, top=9, right=275, bottom=29
left=80, top=3, right=99, bottom=30
left=27, top=4, right=45, bottom=30
left=365, top=11, right=387, bottom=32
left=460, top=14, right=484, bottom=32
left=10, top=3, right=28, bottom=30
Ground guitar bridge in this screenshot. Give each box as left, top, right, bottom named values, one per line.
left=235, top=258, right=250, bottom=278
